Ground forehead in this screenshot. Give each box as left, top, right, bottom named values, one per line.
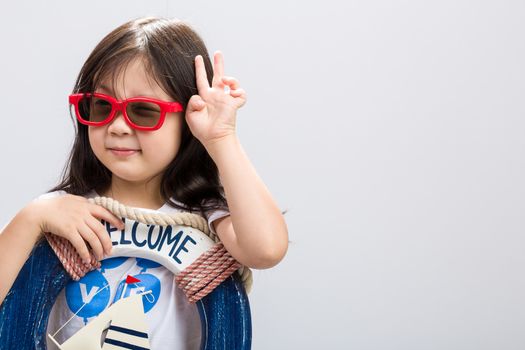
left=96, top=57, right=172, bottom=101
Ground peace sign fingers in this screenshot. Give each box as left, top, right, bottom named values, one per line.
left=194, top=51, right=227, bottom=96
left=195, top=54, right=210, bottom=95
left=211, top=51, right=225, bottom=88
left=187, top=50, right=246, bottom=146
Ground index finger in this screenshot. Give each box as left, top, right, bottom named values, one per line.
left=90, top=204, right=125, bottom=230
left=194, top=55, right=210, bottom=95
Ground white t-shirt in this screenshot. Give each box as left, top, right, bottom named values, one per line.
left=41, top=189, right=230, bottom=350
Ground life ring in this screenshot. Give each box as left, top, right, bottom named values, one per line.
left=0, top=197, right=252, bottom=349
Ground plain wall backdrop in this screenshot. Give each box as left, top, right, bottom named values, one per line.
left=1, top=0, right=524, bottom=349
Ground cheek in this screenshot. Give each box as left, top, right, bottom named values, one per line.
left=150, top=118, right=183, bottom=153
left=166, top=122, right=184, bottom=156
left=87, top=128, right=96, bottom=150
left=141, top=134, right=181, bottom=161
left=88, top=128, right=103, bottom=152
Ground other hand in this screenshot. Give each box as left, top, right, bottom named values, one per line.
left=185, top=51, right=247, bottom=149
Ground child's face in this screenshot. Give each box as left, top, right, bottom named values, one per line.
left=88, top=57, right=184, bottom=186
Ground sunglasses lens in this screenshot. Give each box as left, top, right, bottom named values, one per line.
left=126, top=101, right=162, bottom=128
left=78, top=95, right=112, bottom=123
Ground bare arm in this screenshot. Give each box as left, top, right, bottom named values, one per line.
left=184, top=51, right=289, bottom=270
left=206, top=135, right=289, bottom=270
left=0, top=195, right=124, bottom=306
left=0, top=203, right=42, bottom=306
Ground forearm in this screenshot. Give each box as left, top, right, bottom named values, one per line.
left=0, top=203, right=42, bottom=306
left=205, top=135, right=288, bottom=264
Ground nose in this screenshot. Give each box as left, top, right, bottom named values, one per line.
left=107, top=110, right=133, bottom=135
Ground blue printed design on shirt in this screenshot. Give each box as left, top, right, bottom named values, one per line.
left=99, top=257, right=128, bottom=272
left=112, top=273, right=161, bottom=313
left=136, top=258, right=162, bottom=272
left=65, top=270, right=110, bottom=324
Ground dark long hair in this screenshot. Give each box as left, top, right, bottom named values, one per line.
left=49, top=16, right=228, bottom=216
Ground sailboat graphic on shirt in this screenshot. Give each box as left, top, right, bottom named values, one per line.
left=48, top=276, right=151, bottom=350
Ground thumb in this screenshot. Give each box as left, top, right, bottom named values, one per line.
left=187, top=95, right=206, bottom=113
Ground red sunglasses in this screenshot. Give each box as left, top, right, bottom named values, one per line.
left=69, top=92, right=184, bottom=131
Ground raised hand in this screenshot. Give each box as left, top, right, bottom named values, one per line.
left=185, top=51, right=247, bottom=149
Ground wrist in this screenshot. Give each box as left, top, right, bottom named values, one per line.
left=21, top=201, right=46, bottom=240
left=203, top=133, right=240, bottom=161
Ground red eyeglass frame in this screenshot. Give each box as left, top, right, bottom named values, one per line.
left=69, top=92, right=185, bottom=131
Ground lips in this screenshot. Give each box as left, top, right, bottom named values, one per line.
left=108, top=147, right=140, bottom=151
left=107, top=146, right=141, bottom=158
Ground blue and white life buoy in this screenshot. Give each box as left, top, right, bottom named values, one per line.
left=0, top=198, right=252, bottom=350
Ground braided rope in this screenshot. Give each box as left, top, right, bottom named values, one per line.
left=44, top=232, right=101, bottom=280
left=176, top=243, right=242, bottom=303
left=89, top=197, right=211, bottom=236
left=88, top=197, right=253, bottom=293
left=44, top=196, right=253, bottom=300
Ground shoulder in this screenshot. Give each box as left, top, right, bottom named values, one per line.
left=33, top=189, right=97, bottom=201
left=34, top=190, right=68, bottom=201
left=160, top=197, right=230, bottom=236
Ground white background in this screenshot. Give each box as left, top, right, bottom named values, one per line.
left=1, top=1, right=524, bottom=349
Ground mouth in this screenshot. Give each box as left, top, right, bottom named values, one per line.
left=109, top=148, right=140, bottom=151
left=108, top=148, right=140, bottom=157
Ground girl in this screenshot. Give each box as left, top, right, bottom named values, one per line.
left=0, top=16, right=288, bottom=349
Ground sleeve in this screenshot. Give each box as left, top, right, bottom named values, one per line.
left=204, top=206, right=230, bottom=236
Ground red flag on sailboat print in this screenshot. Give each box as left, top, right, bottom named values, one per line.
left=125, top=275, right=141, bottom=284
